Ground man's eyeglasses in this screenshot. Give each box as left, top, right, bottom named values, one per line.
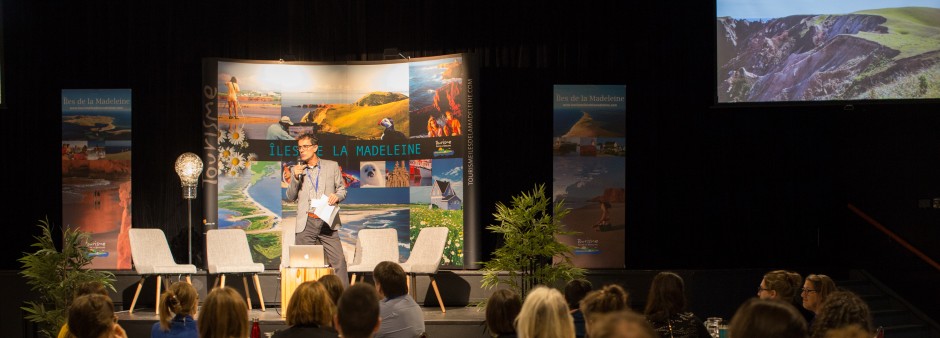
left=757, top=286, right=771, bottom=293
left=298, top=145, right=316, bottom=150
left=801, top=288, right=818, bottom=293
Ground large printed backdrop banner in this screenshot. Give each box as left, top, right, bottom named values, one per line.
left=553, top=85, right=626, bottom=269
left=202, top=54, right=479, bottom=269
left=62, top=89, right=133, bottom=270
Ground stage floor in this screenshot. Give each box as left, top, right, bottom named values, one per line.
left=118, top=306, right=488, bottom=338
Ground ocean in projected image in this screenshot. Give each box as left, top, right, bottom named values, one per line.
left=717, top=0, right=940, bottom=102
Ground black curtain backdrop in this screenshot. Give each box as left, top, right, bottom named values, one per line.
left=3, top=0, right=940, bottom=314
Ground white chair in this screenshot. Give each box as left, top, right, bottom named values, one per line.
left=206, top=229, right=266, bottom=311
left=346, top=228, right=399, bottom=285
left=128, top=228, right=197, bottom=315
left=400, top=227, right=448, bottom=313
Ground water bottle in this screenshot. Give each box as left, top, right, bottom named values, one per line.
left=251, top=317, right=261, bottom=338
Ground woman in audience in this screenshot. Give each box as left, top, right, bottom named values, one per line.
left=486, top=289, right=522, bottom=338
left=729, top=298, right=807, bottom=338
left=151, top=281, right=198, bottom=338
left=67, top=294, right=127, bottom=338
left=516, top=286, right=575, bottom=338
left=643, top=272, right=709, bottom=338
left=273, top=281, right=338, bottom=338
left=565, top=279, right=593, bottom=338
left=318, top=274, right=345, bottom=308
left=589, top=311, right=658, bottom=338
left=809, top=291, right=872, bottom=338
left=198, top=287, right=249, bottom=338
left=801, top=274, right=836, bottom=326
left=801, top=274, right=836, bottom=314
left=758, top=270, right=803, bottom=305
left=581, top=284, right=630, bottom=335
left=59, top=281, right=110, bottom=338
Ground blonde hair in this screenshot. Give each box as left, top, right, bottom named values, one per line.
left=589, top=310, right=657, bottom=338
left=198, top=287, right=249, bottom=338
left=158, top=281, right=198, bottom=331
left=285, top=281, right=334, bottom=327
left=516, top=286, right=574, bottom=338
left=581, top=284, right=630, bottom=323
left=763, top=270, right=802, bottom=303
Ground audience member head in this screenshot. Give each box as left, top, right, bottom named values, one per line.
left=729, top=298, right=807, bottom=338
left=564, top=279, right=593, bottom=310
left=158, top=281, right=198, bottom=331
left=643, top=271, right=687, bottom=322
left=486, top=289, right=522, bottom=337
left=73, top=281, right=109, bottom=300
left=335, top=283, right=381, bottom=338
left=285, top=281, right=334, bottom=327
left=198, top=287, right=249, bottom=338
left=588, top=310, right=658, bottom=338
left=802, top=274, right=836, bottom=314
left=810, top=291, right=873, bottom=338
left=373, top=261, right=408, bottom=299
left=516, top=286, right=575, bottom=338
left=318, top=274, right=345, bottom=307
left=760, top=270, right=802, bottom=303
left=823, top=325, right=871, bottom=338
left=67, top=294, right=122, bottom=338
left=581, top=284, right=630, bottom=333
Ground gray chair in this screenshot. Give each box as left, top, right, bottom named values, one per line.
left=206, top=229, right=266, bottom=311
left=347, top=228, right=399, bottom=284
left=128, top=228, right=197, bottom=315
left=400, top=227, right=448, bottom=313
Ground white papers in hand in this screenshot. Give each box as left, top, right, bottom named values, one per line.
left=311, top=194, right=339, bottom=224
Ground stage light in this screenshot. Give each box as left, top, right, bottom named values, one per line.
left=174, top=152, right=203, bottom=264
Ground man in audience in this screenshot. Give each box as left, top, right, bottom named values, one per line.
left=565, top=279, right=594, bottom=338
left=336, top=283, right=382, bottom=338
left=374, top=261, right=425, bottom=338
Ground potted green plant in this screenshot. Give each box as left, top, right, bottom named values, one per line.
left=481, top=184, right=585, bottom=300
left=19, top=218, right=115, bottom=338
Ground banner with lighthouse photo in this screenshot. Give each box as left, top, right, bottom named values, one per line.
left=202, top=54, right=480, bottom=269
left=553, top=85, right=626, bottom=269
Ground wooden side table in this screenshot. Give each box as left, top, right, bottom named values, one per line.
left=279, top=267, right=334, bottom=317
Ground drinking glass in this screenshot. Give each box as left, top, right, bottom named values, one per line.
left=705, top=317, right=722, bottom=338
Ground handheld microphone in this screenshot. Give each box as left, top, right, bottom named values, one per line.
left=295, top=157, right=306, bottom=179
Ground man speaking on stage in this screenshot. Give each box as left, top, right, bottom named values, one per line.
left=286, top=133, right=349, bottom=286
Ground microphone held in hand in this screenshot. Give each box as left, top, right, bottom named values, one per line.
left=295, top=157, right=306, bottom=179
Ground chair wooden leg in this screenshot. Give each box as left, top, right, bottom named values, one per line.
left=350, top=273, right=357, bottom=285
left=407, top=274, right=412, bottom=299
left=243, top=275, right=252, bottom=310
left=430, top=275, right=445, bottom=313
left=155, top=275, right=163, bottom=315
left=129, top=277, right=145, bottom=315
left=253, top=273, right=266, bottom=312
left=221, top=274, right=227, bottom=288
left=186, top=275, right=191, bottom=285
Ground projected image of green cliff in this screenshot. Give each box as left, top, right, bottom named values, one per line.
left=717, top=0, right=940, bottom=102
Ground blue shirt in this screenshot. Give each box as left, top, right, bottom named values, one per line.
left=150, top=314, right=197, bottom=338
left=376, top=295, right=425, bottom=338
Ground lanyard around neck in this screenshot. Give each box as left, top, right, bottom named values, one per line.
left=304, top=164, right=321, bottom=194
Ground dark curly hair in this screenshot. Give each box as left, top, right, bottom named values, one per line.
left=810, top=291, right=873, bottom=338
